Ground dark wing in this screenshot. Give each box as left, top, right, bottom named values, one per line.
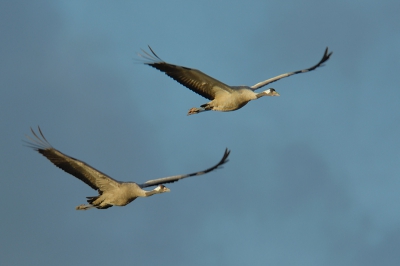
left=25, top=127, right=120, bottom=192
left=250, top=47, right=333, bottom=90
left=139, top=46, right=234, bottom=100
left=139, top=148, right=230, bottom=188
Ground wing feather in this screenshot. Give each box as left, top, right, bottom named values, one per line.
left=25, top=127, right=120, bottom=192
left=251, top=47, right=333, bottom=90
left=140, top=148, right=230, bottom=188
left=140, top=46, right=233, bottom=100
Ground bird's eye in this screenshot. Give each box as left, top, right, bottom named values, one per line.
left=271, top=89, right=275, bottom=92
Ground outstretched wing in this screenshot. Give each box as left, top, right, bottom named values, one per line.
left=139, top=46, right=234, bottom=100
left=251, top=47, right=333, bottom=90
left=140, top=148, right=230, bottom=188
left=25, top=127, right=120, bottom=192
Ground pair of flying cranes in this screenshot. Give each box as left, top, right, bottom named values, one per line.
left=27, top=47, right=332, bottom=210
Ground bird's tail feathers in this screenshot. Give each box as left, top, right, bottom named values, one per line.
left=79, top=196, right=113, bottom=210
left=86, top=196, right=98, bottom=204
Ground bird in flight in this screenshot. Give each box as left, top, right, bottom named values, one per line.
left=25, top=127, right=230, bottom=210
left=140, top=46, right=332, bottom=115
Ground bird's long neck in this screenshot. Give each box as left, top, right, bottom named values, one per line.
left=143, top=188, right=161, bottom=197
left=256, top=90, right=270, bottom=98
left=136, top=184, right=169, bottom=197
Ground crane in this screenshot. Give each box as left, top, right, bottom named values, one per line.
left=25, top=127, right=230, bottom=210
left=140, top=46, right=332, bottom=115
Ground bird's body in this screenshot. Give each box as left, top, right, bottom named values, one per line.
left=80, top=182, right=162, bottom=210
left=200, top=86, right=256, bottom=111
left=26, top=127, right=230, bottom=210
left=139, top=47, right=332, bottom=115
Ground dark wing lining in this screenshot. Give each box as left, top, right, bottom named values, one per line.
left=140, top=46, right=233, bottom=100
left=25, top=127, right=120, bottom=191
left=139, top=148, right=230, bottom=188
left=251, top=47, right=333, bottom=90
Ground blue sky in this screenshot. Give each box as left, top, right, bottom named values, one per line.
left=1, top=1, right=400, bottom=265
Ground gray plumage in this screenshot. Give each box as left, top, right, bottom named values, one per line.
left=139, top=46, right=332, bottom=115
left=25, top=127, right=230, bottom=210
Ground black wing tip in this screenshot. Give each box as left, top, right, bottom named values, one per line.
left=193, top=148, right=231, bottom=175
left=147, top=45, right=161, bottom=59
left=216, top=148, right=231, bottom=168
left=197, top=148, right=231, bottom=174
left=222, top=148, right=231, bottom=164
left=307, top=47, right=333, bottom=71
left=137, top=45, right=164, bottom=64
left=325, top=47, right=333, bottom=56
left=24, top=126, right=52, bottom=151
left=321, top=47, right=333, bottom=63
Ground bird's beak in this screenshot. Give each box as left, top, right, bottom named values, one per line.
left=273, top=91, right=280, bottom=96
left=164, top=187, right=171, bottom=193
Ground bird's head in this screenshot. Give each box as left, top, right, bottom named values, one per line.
left=256, top=88, right=280, bottom=98
left=154, top=185, right=171, bottom=193
left=264, top=88, right=280, bottom=96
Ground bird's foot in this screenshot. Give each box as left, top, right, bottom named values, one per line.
left=187, top=107, right=200, bottom=116
left=76, top=204, right=93, bottom=210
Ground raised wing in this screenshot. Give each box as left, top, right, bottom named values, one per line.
left=139, top=46, right=234, bottom=100
left=25, top=127, right=120, bottom=192
left=140, top=148, right=230, bottom=188
left=251, top=47, right=333, bottom=90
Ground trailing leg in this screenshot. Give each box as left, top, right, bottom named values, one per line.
left=187, top=103, right=212, bottom=115
left=76, top=204, right=95, bottom=210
